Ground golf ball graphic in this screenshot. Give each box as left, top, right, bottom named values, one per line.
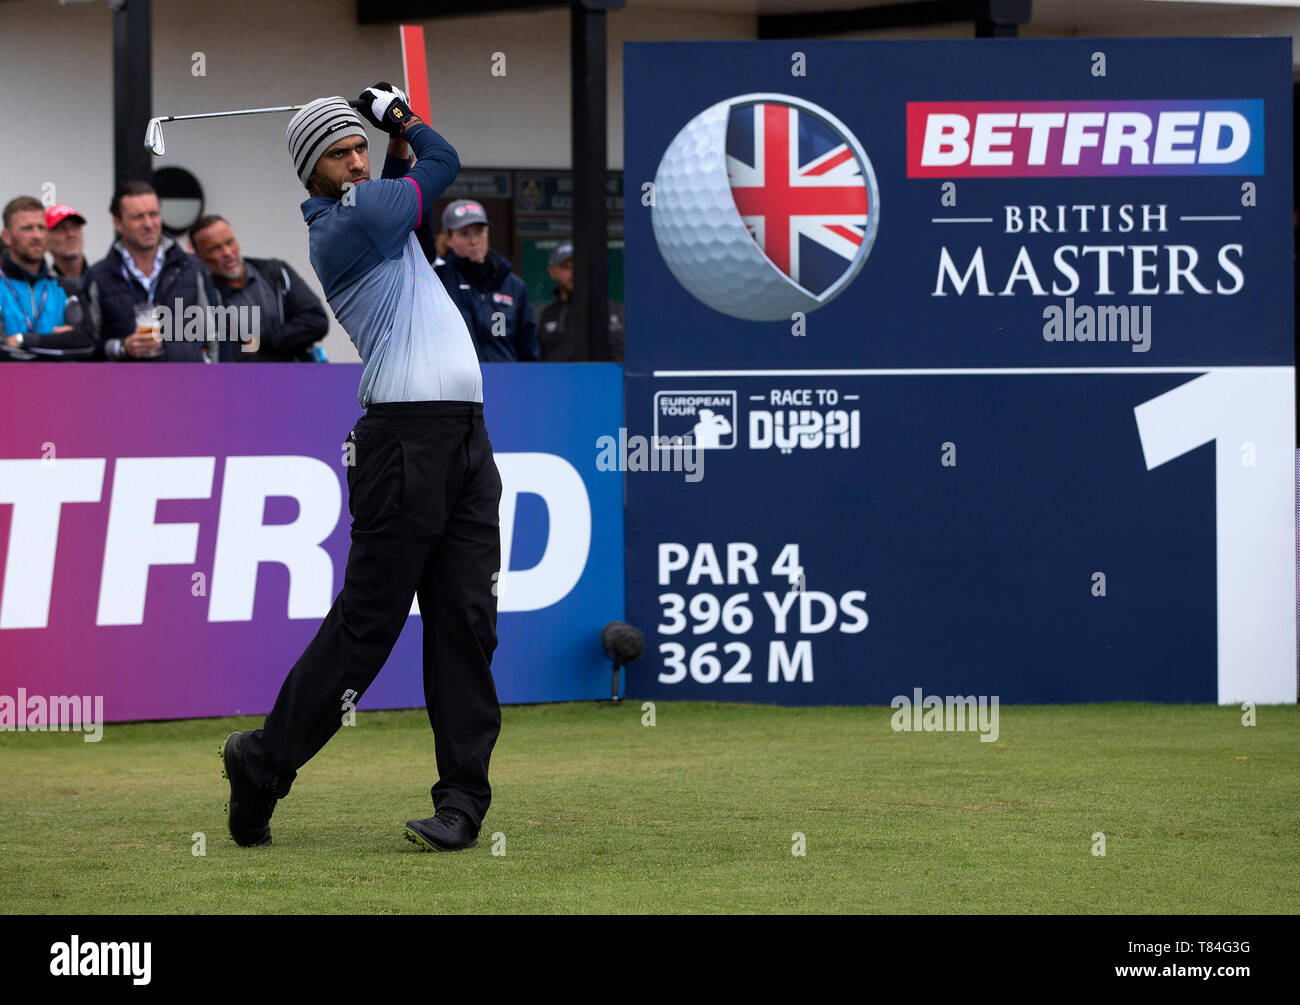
left=652, top=93, right=880, bottom=322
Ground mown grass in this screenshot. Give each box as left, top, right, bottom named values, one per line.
left=1, top=701, right=1296, bottom=913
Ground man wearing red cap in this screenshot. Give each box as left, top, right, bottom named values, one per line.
left=0, top=196, right=93, bottom=360
left=44, top=204, right=88, bottom=286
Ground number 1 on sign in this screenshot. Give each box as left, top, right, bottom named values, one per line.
left=1134, top=367, right=1295, bottom=704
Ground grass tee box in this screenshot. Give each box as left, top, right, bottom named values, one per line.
left=1, top=702, right=1296, bottom=914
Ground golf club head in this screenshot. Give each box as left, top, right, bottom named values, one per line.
left=145, top=118, right=165, bottom=157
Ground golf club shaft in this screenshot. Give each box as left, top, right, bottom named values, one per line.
left=156, top=100, right=363, bottom=125
left=145, top=100, right=365, bottom=155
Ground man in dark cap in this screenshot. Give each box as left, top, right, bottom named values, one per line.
left=537, top=241, right=624, bottom=362
left=434, top=199, right=538, bottom=362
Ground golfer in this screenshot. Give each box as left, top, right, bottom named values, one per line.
left=221, top=83, right=502, bottom=853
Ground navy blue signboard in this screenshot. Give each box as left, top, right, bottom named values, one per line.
left=622, top=39, right=1295, bottom=705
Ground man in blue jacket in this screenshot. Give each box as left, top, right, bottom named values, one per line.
left=435, top=200, right=539, bottom=362
left=0, top=196, right=94, bottom=360
left=220, top=86, right=502, bottom=855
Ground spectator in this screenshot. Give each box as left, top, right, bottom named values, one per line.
left=44, top=204, right=89, bottom=287
left=0, top=196, right=94, bottom=360
left=79, top=181, right=219, bottom=361
left=434, top=199, right=538, bottom=362
left=188, top=214, right=329, bottom=361
left=537, top=241, right=625, bottom=362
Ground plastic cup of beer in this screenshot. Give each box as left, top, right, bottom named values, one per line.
left=134, top=303, right=162, bottom=356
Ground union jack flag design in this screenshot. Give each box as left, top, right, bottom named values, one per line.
left=726, top=101, right=870, bottom=296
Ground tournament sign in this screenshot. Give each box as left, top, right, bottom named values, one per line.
left=0, top=364, right=625, bottom=720
left=622, top=39, right=1294, bottom=705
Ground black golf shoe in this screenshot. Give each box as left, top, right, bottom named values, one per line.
left=220, top=731, right=276, bottom=847
left=403, top=808, right=479, bottom=852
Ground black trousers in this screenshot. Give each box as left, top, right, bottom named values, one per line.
left=242, top=401, right=503, bottom=830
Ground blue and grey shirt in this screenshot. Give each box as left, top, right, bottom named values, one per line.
left=300, top=121, right=482, bottom=407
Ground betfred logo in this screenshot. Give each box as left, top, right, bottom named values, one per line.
left=906, top=100, right=1263, bottom=177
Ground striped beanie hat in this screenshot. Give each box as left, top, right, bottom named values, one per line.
left=286, top=97, right=368, bottom=189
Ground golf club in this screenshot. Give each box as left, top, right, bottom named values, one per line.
left=145, top=100, right=365, bottom=156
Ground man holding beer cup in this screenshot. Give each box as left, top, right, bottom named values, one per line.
left=78, top=181, right=221, bottom=361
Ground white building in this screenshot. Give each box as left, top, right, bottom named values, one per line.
left=2, top=0, right=1296, bottom=360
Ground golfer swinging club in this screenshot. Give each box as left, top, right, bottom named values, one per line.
left=220, top=83, right=502, bottom=852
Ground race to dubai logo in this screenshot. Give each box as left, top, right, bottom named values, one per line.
left=651, top=93, right=880, bottom=322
